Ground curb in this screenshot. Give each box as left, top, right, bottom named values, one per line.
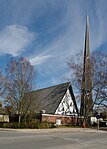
left=0, top=128, right=106, bottom=133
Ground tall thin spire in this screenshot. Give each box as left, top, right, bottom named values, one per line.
left=84, top=15, right=90, bottom=58
left=80, top=16, right=93, bottom=119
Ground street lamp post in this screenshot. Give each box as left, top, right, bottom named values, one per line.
left=83, top=95, right=86, bottom=128
left=16, top=111, right=21, bottom=127
left=19, top=112, right=21, bottom=127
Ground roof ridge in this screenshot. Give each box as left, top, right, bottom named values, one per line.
left=32, top=82, right=70, bottom=92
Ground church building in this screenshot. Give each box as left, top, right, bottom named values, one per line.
left=24, top=82, right=79, bottom=125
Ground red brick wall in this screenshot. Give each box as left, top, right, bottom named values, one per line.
left=41, top=114, right=79, bottom=125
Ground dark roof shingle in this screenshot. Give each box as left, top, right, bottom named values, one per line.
left=24, top=82, right=78, bottom=114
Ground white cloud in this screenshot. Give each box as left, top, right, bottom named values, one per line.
left=0, top=0, right=107, bottom=88
left=90, top=3, right=107, bottom=51
left=0, top=25, right=35, bottom=56
left=27, top=0, right=107, bottom=88
left=33, top=0, right=107, bottom=68
left=29, top=54, right=54, bottom=65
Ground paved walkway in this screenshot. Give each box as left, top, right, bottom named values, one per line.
left=0, top=127, right=106, bottom=133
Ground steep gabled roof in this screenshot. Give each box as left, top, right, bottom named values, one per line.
left=24, top=82, right=78, bottom=114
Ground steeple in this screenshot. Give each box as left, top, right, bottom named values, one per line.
left=84, top=15, right=90, bottom=59
left=80, top=16, right=93, bottom=119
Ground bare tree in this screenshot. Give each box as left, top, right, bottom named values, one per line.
left=0, top=71, right=7, bottom=97
left=0, top=71, right=8, bottom=113
left=4, top=57, right=36, bottom=120
left=22, top=91, right=41, bottom=121
left=91, top=52, right=107, bottom=108
left=67, top=51, right=107, bottom=115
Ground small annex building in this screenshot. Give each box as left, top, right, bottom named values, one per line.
left=24, top=82, right=79, bottom=125
left=0, top=114, right=9, bottom=123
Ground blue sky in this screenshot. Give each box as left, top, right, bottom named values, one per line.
left=0, top=0, right=107, bottom=89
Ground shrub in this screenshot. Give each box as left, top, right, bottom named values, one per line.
left=0, top=121, right=56, bottom=129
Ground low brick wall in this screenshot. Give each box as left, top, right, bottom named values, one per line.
left=41, top=114, right=79, bottom=125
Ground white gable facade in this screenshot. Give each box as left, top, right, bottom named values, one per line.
left=55, top=89, right=77, bottom=116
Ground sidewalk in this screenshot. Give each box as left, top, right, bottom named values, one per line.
left=0, top=127, right=106, bottom=133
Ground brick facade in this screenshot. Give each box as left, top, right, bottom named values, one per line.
left=41, top=114, right=79, bottom=125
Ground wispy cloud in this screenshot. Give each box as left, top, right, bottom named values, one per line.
left=31, top=0, right=107, bottom=87
left=90, top=1, right=107, bottom=51
left=0, top=25, right=35, bottom=56
left=29, top=54, right=54, bottom=65
left=0, top=0, right=107, bottom=88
